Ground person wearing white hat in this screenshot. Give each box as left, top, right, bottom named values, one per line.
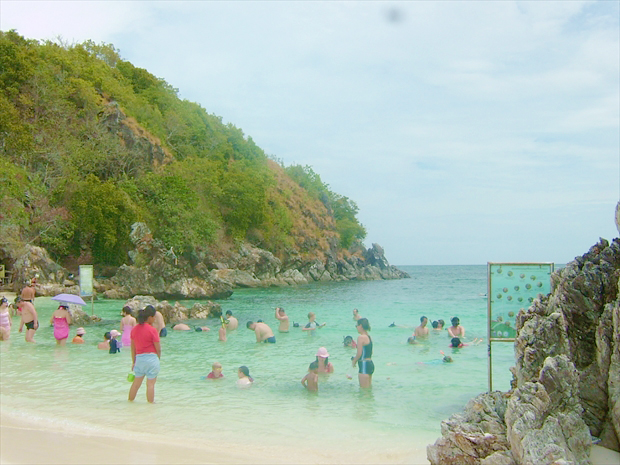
left=72, top=327, right=86, bottom=344
left=315, top=347, right=334, bottom=373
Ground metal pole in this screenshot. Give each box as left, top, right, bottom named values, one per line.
left=487, top=262, right=493, bottom=392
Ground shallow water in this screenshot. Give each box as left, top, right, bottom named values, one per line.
left=0, top=265, right=516, bottom=457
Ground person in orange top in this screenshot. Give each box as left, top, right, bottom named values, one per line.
left=72, top=327, right=86, bottom=344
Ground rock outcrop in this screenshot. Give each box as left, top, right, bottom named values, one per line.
left=99, top=223, right=409, bottom=299
left=428, top=237, right=620, bottom=464
left=122, top=295, right=221, bottom=323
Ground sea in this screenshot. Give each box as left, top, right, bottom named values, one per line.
left=0, top=265, right=518, bottom=461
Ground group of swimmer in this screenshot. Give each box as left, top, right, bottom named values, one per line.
left=404, top=315, right=482, bottom=352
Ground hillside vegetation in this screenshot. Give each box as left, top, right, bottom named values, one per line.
left=0, top=30, right=366, bottom=271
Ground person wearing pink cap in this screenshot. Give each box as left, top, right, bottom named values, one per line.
left=315, top=347, right=334, bottom=373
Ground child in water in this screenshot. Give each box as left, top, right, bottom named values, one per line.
left=72, top=327, right=86, bottom=344
left=0, top=297, right=12, bottom=341
left=109, top=329, right=121, bottom=354
left=301, top=361, right=319, bottom=391
left=237, top=366, right=253, bottom=388
left=206, top=362, right=224, bottom=379
left=343, top=335, right=357, bottom=348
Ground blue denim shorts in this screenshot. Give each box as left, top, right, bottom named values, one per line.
left=134, top=353, right=160, bottom=379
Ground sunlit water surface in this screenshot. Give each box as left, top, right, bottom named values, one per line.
left=1, top=265, right=516, bottom=456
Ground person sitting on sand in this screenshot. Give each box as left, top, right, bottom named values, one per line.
left=301, top=361, right=319, bottom=391
left=414, top=316, right=429, bottom=338
left=206, top=362, right=224, bottom=379
left=246, top=321, right=276, bottom=343
left=72, top=327, right=86, bottom=344
left=172, top=323, right=191, bottom=331
left=274, top=307, right=289, bottom=332
left=237, top=366, right=253, bottom=388
left=448, top=317, right=465, bottom=338
left=315, top=347, right=334, bottom=373
left=303, top=312, right=325, bottom=331
left=98, top=332, right=111, bottom=350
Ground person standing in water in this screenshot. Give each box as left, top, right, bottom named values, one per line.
left=414, top=316, right=429, bottom=338
left=225, top=310, right=238, bottom=330
left=0, top=297, right=12, bottom=341
left=301, top=361, right=319, bottom=391
left=50, top=303, right=71, bottom=346
left=352, top=308, right=361, bottom=321
left=315, top=347, right=334, bottom=373
left=120, top=306, right=137, bottom=348
left=18, top=289, right=38, bottom=343
left=246, top=321, right=276, bottom=343
left=274, top=307, right=289, bottom=332
left=448, top=317, right=465, bottom=338
left=351, top=318, right=373, bottom=388
left=129, top=306, right=161, bottom=403
left=152, top=307, right=166, bottom=337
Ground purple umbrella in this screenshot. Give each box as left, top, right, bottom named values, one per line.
left=51, top=293, right=87, bottom=306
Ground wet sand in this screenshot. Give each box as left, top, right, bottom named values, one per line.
left=0, top=412, right=430, bottom=464
left=2, top=412, right=619, bottom=464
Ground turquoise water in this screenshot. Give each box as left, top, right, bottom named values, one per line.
left=0, top=265, right=515, bottom=458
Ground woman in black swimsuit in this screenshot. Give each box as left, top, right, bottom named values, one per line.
left=351, top=318, right=373, bottom=388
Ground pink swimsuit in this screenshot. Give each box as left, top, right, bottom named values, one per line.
left=53, top=316, right=70, bottom=340
left=0, top=310, right=10, bottom=329
left=121, top=324, right=133, bottom=347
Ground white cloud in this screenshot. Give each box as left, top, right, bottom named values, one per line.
left=1, top=0, right=618, bottom=265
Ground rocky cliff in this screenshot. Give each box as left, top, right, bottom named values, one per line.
left=427, top=237, right=620, bottom=464
left=2, top=224, right=409, bottom=299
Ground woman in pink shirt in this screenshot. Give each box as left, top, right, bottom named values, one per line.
left=128, top=305, right=161, bottom=403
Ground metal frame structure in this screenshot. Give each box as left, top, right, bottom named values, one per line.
left=487, top=262, right=554, bottom=392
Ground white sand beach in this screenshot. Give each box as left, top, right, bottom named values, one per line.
left=2, top=412, right=619, bottom=465
left=0, top=412, right=430, bottom=465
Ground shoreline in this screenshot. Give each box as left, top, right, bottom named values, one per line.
left=0, top=411, right=430, bottom=464
left=2, top=412, right=619, bottom=465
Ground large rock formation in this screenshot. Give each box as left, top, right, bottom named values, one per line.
left=100, top=223, right=409, bottom=299
left=428, top=237, right=620, bottom=464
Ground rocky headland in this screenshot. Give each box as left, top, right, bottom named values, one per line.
left=0, top=222, right=409, bottom=300
left=427, top=237, right=620, bottom=465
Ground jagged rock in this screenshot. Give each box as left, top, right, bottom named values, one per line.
left=505, top=355, right=591, bottom=465
left=430, top=237, right=620, bottom=462
left=427, top=392, right=511, bottom=464
left=212, top=269, right=261, bottom=288
left=188, top=302, right=221, bottom=319
left=10, top=245, right=69, bottom=293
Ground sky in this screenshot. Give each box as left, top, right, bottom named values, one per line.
left=2, top=1, right=619, bottom=265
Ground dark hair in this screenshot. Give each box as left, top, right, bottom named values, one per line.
left=138, top=305, right=156, bottom=324
left=438, top=319, right=445, bottom=327
left=226, top=310, right=232, bottom=316
left=239, top=365, right=253, bottom=382
left=357, top=318, right=370, bottom=331
left=122, top=306, right=133, bottom=315
left=104, top=332, right=111, bottom=340
left=420, top=316, right=427, bottom=323
left=309, top=361, right=319, bottom=370
left=451, top=317, right=460, bottom=326
left=315, top=356, right=329, bottom=366
left=0, top=297, right=8, bottom=306
left=431, top=321, right=439, bottom=329
left=407, top=336, right=416, bottom=344
left=343, top=335, right=353, bottom=346
left=450, top=337, right=461, bottom=348
left=257, top=319, right=263, bottom=323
